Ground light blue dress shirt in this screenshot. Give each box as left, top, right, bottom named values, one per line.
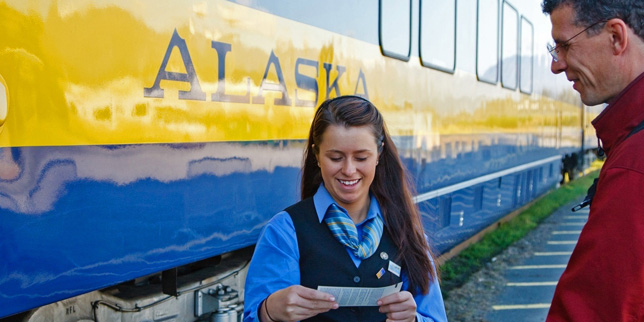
left=243, top=185, right=448, bottom=322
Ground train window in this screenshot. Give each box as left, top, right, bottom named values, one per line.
left=501, top=1, right=518, bottom=90
left=420, top=0, right=456, bottom=73
left=477, top=0, right=499, bottom=84
left=520, top=17, right=534, bottom=94
left=456, top=0, right=477, bottom=73
left=379, top=0, right=411, bottom=61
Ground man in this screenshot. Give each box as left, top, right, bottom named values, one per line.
left=542, top=0, right=644, bottom=321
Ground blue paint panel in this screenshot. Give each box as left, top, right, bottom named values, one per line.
left=0, top=143, right=301, bottom=316
left=424, top=161, right=561, bottom=252
left=393, top=134, right=570, bottom=192
left=0, top=138, right=567, bottom=317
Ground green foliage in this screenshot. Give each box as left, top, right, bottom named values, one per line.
left=440, top=169, right=600, bottom=297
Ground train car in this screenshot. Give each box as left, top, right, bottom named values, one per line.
left=0, top=0, right=595, bottom=320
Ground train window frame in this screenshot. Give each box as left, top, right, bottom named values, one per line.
left=379, top=0, right=412, bottom=62
left=501, top=1, right=519, bottom=90
left=476, top=0, right=500, bottom=84
left=419, top=0, right=457, bottom=73
left=520, top=16, right=534, bottom=94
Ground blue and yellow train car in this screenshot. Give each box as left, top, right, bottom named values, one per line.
left=0, top=0, right=594, bottom=320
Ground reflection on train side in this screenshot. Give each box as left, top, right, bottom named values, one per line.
left=0, top=129, right=574, bottom=218
left=0, top=142, right=302, bottom=215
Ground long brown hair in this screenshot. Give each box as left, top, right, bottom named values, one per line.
left=301, top=95, right=436, bottom=294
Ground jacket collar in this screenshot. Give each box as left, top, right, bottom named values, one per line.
left=592, top=71, right=644, bottom=155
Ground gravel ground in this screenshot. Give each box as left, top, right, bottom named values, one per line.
left=443, top=199, right=580, bottom=322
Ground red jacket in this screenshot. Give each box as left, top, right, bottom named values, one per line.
left=547, top=73, right=644, bottom=321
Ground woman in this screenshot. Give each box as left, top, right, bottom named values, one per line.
left=244, top=96, right=447, bottom=322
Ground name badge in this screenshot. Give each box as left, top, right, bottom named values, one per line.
left=388, top=260, right=401, bottom=277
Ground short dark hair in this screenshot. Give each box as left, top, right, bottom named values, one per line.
left=542, top=0, right=644, bottom=41
left=301, top=95, right=436, bottom=294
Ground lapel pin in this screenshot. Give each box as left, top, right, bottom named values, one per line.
left=376, top=267, right=386, bottom=279
left=380, top=252, right=389, bottom=260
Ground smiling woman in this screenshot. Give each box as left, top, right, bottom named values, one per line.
left=243, top=96, right=447, bottom=322
left=315, top=125, right=379, bottom=222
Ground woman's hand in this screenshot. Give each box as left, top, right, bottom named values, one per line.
left=262, top=285, right=338, bottom=322
left=378, top=291, right=417, bottom=322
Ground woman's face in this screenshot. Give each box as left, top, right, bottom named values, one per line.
left=317, top=124, right=379, bottom=214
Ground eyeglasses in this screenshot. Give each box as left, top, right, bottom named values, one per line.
left=547, top=20, right=606, bottom=62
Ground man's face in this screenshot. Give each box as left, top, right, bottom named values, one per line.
left=549, top=5, right=618, bottom=105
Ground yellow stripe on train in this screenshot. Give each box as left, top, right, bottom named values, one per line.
left=0, top=1, right=375, bottom=147
left=0, top=1, right=580, bottom=148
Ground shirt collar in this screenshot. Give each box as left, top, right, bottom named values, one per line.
left=313, top=184, right=382, bottom=225
left=593, top=71, right=644, bottom=155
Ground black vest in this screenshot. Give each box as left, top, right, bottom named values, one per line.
left=285, top=198, right=402, bottom=322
